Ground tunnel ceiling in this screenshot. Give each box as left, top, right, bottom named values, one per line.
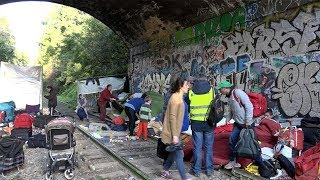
left=1, top=0, right=314, bottom=47
left=54, top=0, right=255, bottom=47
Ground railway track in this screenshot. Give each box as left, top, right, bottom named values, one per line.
left=53, top=104, right=241, bottom=180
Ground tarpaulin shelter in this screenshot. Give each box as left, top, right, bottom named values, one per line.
left=0, top=62, right=43, bottom=110
left=76, top=76, right=126, bottom=95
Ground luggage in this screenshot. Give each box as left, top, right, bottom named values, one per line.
left=0, top=137, right=25, bottom=173
left=14, top=113, right=33, bottom=129
left=157, top=138, right=169, bottom=160
left=27, top=134, right=46, bottom=148
left=278, top=126, right=304, bottom=151
left=11, top=128, right=32, bottom=141
left=258, top=159, right=277, bottom=178
left=235, top=128, right=261, bottom=159
left=33, top=115, right=55, bottom=129
left=295, top=144, right=320, bottom=180
left=76, top=107, right=87, bottom=120
left=233, top=91, right=267, bottom=117
left=206, top=94, right=224, bottom=127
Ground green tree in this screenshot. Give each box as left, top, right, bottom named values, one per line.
left=0, top=18, right=16, bottom=63
left=12, top=51, right=29, bottom=66
left=38, top=6, right=128, bottom=91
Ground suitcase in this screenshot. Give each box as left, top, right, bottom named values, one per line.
left=278, top=126, right=304, bottom=151
left=10, top=128, right=32, bottom=141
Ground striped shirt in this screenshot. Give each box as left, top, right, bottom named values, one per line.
left=139, top=103, right=152, bottom=122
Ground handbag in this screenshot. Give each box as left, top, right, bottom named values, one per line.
left=157, top=138, right=169, bottom=159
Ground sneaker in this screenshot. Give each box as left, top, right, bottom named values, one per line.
left=224, top=161, right=241, bottom=169
left=206, top=171, right=213, bottom=177
left=183, top=177, right=192, bottom=180
left=135, top=136, right=140, bottom=140
left=161, top=170, right=173, bottom=180
left=189, top=170, right=200, bottom=177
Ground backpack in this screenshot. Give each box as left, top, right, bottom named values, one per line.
left=235, top=128, right=261, bottom=159
left=14, top=113, right=33, bottom=129
left=258, top=159, right=277, bottom=178
left=206, top=93, right=224, bottom=127
left=76, top=107, right=87, bottom=120
left=112, top=116, right=125, bottom=125
left=233, top=90, right=267, bottom=117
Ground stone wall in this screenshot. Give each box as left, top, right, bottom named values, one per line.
left=129, top=1, right=320, bottom=120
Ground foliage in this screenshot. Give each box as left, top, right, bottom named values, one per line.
left=58, top=82, right=77, bottom=109
left=37, top=6, right=128, bottom=92
left=0, top=17, right=16, bottom=64
left=12, top=51, right=29, bottom=66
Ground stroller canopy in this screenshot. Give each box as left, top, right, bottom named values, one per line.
left=46, top=117, right=75, bottom=133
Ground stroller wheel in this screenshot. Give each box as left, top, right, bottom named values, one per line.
left=45, top=172, right=53, bottom=180
left=64, top=168, right=74, bottom=179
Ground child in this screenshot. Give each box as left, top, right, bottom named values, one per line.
left=264, top=109, right=274, bottom=119
left=136, top=96, right=152, bottom=140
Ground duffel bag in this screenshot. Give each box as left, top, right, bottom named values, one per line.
left=295, top=144, right=320, bottom=180
left=10, top=128, right=32, bottom=141
left=27, top=134, right=46, bottom=148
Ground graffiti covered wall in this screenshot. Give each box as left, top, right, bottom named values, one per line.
left=129, top=1, right=320, bottom=120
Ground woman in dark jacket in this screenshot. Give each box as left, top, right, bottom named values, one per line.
left=44, top=86, right=57, bottom=116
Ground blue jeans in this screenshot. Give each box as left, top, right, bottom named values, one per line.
left=163, top=150, right=186, bottom=179
left=229, top=123, right=263, bottom=165
left=191, top=130, right=214, bottom=174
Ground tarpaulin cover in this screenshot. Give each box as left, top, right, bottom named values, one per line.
left=0, top=62, right=42, bottom=109
left=76, top=77, right=125, bottom=95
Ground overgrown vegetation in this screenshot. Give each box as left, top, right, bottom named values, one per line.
left=37, top=6, right=128, bottom=95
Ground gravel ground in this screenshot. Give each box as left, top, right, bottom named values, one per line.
left=1, top=102, right=239, bottom=180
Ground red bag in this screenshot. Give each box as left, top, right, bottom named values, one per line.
left=295, top=144, right=320, bottom=180
left=0, top=111, right=5, bottom=122
left=278, top=126, right=304, bottom=151
left=112, top=116, right=125, bottom=125
left=14, top=113, right=33, bottom=128
left=233, top=91, right=267, bottom=117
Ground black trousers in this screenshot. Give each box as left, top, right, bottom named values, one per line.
left=124, top=106, right=138, bottom=136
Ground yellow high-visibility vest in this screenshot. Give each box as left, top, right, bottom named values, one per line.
left=189, top=87, right=214, bottom=121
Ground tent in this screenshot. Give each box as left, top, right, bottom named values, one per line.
left=76, top=76, right=126, bottom=95
left=0, top=62, right=43, bottom=109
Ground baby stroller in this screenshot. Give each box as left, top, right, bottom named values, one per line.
left=45, top=116, right=77, bottom=180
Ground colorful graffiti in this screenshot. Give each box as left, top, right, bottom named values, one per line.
left=129, top=2, right=320, bottom=119
left=138, top=73, right=171, bottom=95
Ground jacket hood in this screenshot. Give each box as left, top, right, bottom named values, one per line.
left=192, top=80, right=211, bottom=94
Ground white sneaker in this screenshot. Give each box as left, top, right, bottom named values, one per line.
left=224, top=161, right=241, bottom=169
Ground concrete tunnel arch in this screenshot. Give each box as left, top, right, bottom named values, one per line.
left=2, top=0, right=320, bottom=120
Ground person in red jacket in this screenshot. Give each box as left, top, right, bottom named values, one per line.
left=98, top=84, right=118, bottom=121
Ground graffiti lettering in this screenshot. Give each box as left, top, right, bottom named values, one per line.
left=272, top=62, right=320, bottom=117
left=138, top=73, right=171, bottom=95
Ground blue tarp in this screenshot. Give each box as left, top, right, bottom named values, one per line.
left=0, top=101, right=15, bottom=121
